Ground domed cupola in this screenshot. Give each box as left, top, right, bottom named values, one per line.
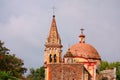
left=64, top=49, right=73, bottom=57
left=68, top=28, right=101, bottom=60
left=64, top=49, right=74, bottom=63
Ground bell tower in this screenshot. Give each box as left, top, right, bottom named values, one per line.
left=44, top=15, right=62, bottom=64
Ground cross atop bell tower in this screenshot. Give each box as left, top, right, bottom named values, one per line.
left=52, top=6, right=56, bottom=16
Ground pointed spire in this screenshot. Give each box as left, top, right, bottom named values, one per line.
left=45, top=15, right=62, bottom=48
left=49, top=15, right=60, bottom=42
left=79, top=28, right=85, bottom=43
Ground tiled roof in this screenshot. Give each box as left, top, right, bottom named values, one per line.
left=69, top=43, right=101, bottom=59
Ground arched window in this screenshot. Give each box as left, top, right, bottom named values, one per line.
left=49, top=54, right=52, bottom=63
left=54, top=54, right=57, bottom=63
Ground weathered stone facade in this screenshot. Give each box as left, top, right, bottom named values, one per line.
left=47, top=64, right=91, bottom=80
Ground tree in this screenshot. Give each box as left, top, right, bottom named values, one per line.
left=100, top=61, right=109, bottom=71
left=0, top=40, right=27, bottom=79
left=27, top=66, right=45, bottom=80
left=109, top=62, right=120, bottom=80
left=0, top=71, right=18, bottom=80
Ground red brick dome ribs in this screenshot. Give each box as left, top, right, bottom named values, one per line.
left=69, top=43, right=101, bottom=59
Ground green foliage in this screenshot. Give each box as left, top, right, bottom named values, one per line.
left=0, top=71, right=18, bottom=80
left=100, top=61, right=109, bottom=71
left=27, top=66, right=45, bottom=80
left=111, top=62, right=120, bottom=80
left=100, top=61, right=120, bottom=80
left=0, top=40, right=27, bottom=79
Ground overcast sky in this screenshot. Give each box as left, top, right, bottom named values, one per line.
left=0, top=0, right=120, bottom=73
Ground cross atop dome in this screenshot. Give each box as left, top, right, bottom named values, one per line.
left=80, top=28, right=84, bottom=34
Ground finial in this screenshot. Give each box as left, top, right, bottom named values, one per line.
left=79, top=28, right=85, bottom=43
left=80, top=28, right=84, bottom=34
left=52, top=6, right=56, bottom=16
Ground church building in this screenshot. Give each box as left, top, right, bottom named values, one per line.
left=44, top=15, right=101, bottom=80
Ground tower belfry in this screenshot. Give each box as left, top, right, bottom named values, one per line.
left=44, top=15, right=62, bottom=64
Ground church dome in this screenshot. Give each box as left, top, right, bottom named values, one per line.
left=69, top=43, right=100, bottom=59
left=67, top=28, right=101, bottom=59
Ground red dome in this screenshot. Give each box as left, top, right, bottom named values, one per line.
left=69, top=43, right=101, bottom=59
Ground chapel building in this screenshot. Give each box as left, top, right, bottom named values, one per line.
left=44, top=15, right=101, bottom=80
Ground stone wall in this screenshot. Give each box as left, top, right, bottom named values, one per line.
left=47, top=63, right=91, bottom=80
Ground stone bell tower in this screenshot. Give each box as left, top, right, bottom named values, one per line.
left=44, top=15, right=62, bottom=64
left=44, top=15, right=62, bottom=80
